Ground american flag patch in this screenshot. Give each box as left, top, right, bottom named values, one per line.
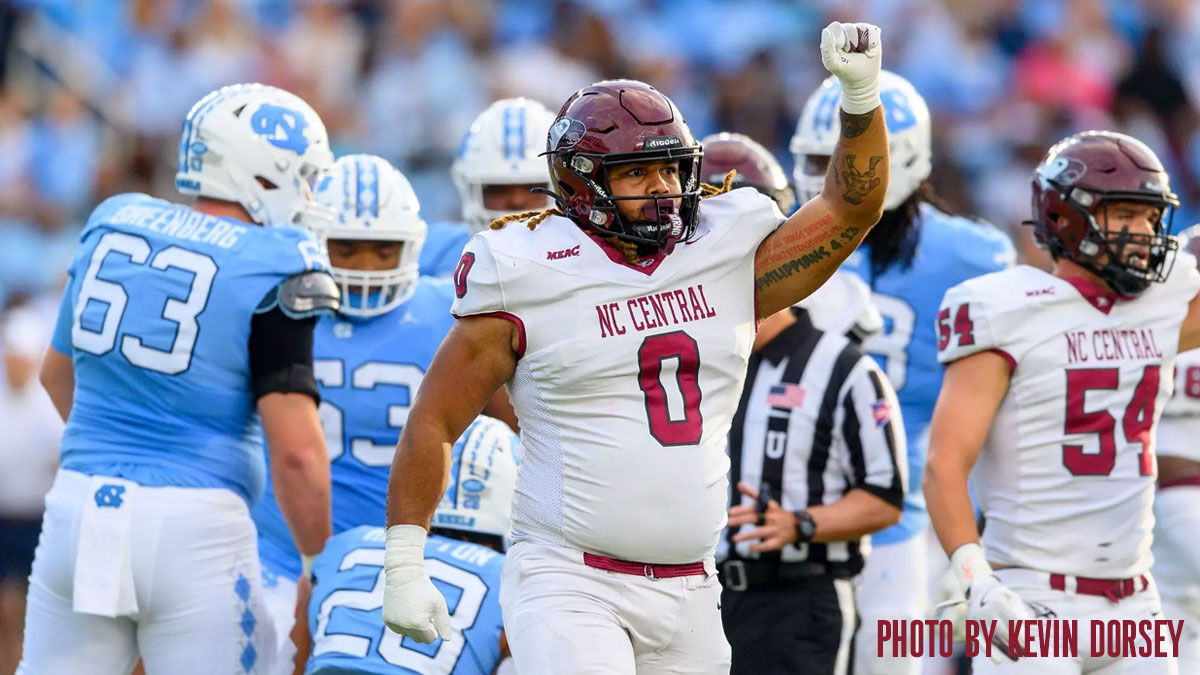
left=766, top=384, right=806, bottom=409
left=871, top=400, right=891, bottom=427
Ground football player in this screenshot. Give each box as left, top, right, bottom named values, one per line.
left=699, top=131, right=796, bottom=214
left=926, top=131, right=1200, bottom=673
left=301, top=416, right=519, bottom=674
left=1151, top=228, right=1200, bottom=672
left=251, top=154, right=456, bottom=671
left=25, top=84, right=337, bottom=674
left=791, top=70, right=1015, bottom=674
left=383, top=23, right=890, bottom=674
left=420, top=98, right=556, bottom=277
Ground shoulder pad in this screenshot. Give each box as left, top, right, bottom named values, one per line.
left=257, top=271, right=340, bottom=319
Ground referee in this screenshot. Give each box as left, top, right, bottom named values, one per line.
left=720, top=274, right=907, bottom=675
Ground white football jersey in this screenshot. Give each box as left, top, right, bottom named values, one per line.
left=937, top=258, right=1200, bottom=578
left=1160, top=347, right=1200, bottom=462
left=451, top=188, right=785, bottom=563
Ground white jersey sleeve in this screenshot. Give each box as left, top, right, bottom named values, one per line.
left=450, top=235, right=508, bottom=318
left=935, top=274, right=1019, bottom=367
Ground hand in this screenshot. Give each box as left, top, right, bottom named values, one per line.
left=727, top=481, right=797, bottom=552
left=967, top=575, right=1034, bottom=663
left=819, top=21, right=883, bottom=115
left=382, top=525, right=452, bottom=644
left=932, top=566, right=968, bottom=644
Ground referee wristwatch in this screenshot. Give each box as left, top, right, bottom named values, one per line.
left=792, top=510, right=817, bottom=544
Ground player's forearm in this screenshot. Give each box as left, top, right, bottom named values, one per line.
left=387, top=415, right=453, bottom=530
left=825, top=107, right=889, bottom=221
left=924, top=449, right=981, bottom=557
left=753, top=107, right=887, bottom=316
left=808, top=488, right=900, bottom=543
left=271, top=442, right=332, bottom=556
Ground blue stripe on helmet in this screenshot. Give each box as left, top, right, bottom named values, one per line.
left=516, top=102, right=526, bottom=159
left=342, top=159, right=352, bottom=220
left=180, top=88, right=235, bottom=175
left=368, top=159, right=379, bottom=218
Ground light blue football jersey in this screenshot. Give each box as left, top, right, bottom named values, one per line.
left=306, top=526, right=505, bottom=675
left=420, top=222, right=472, bottom=277
left=49, top=192, right=328, bottom=504
left=842, top=203, right=1014, bottom=544
left=253, top=276, right=456, bottom=579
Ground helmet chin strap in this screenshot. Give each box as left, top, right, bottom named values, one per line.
left=531, top=187, right=565, bottom=210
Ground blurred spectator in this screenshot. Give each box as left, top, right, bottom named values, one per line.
left=0, top=292, right=64, bottom=674
left=0, top=0, right=1193, bottom=298
left=28, top=86, right=102, bottom=218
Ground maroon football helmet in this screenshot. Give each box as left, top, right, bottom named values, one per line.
left=1030, top=130, right=1179, bottom=296
left=700, top=132, right=795, bottom=214
left=545, top=79, right=703, bottom=253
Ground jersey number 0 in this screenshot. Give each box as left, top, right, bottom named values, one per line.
left=638, top=331, right=704, bottom=445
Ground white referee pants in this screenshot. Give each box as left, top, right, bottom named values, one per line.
left=18, top=469, right=276, bottom=674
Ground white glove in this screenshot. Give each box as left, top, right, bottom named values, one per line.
left=819, top=21, right=883, bottom=115
left=382, top=525, right=452, bottom=644
left=950, top=543, right=1032, bottom=663
left=932, top=565, right=968, bottom=644
left=967, top=575, right=1035, bottom=662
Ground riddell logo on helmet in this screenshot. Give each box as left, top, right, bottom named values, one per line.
left=644, top=135, right=682, bottom=150
left=547, top=245, right=581, bottom=260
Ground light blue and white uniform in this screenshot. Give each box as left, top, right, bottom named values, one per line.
left=306, top=526, right=506, bottom=675
left=253, top=277, right=456, bottom=580
left=24, top=192, right=329, bottom=675
left=252, top=153, right=458, bottom=669
left=304, top=414, right=520, bottom=674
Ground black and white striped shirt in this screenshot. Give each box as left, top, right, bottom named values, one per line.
left=719, top=308, right=907, bottom=576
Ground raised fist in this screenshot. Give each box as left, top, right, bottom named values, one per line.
left=819, top=22, right=883, bottom=115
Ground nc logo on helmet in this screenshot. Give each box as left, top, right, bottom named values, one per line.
left=251, top=104, right=310, bottom=155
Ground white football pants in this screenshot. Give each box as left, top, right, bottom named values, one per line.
left=19, top=469, right=276, bottom=674
left=972, top=568, right=1176, bottom=675
left=500, top=541, right=730, bottom=675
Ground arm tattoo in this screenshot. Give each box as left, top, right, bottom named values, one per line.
left=840, top=109, right=874, bottom=139
left=754, top=225, right=861, bottom=292
left=840, top=154, right=883, bottom=205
